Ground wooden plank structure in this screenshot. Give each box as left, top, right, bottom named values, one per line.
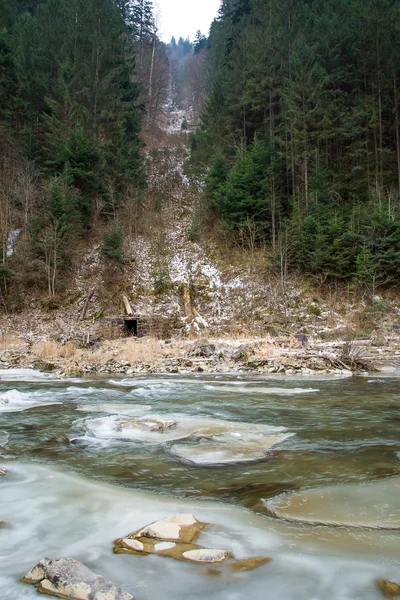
left=100, top=295, right=182, bottom=338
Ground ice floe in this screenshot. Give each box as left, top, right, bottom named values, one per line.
left=77, top=413, right=294, bottom=464
left=0, top=390, right=61, bottom=413
left=265, top=477, right=400, bottom=529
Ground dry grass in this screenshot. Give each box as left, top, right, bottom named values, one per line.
left=0, top=336, right=22, bottom=348
left=253, top=339, right=275, bottom=359
left=32, top=341, right=77, bottom=360
left=118, top=338, right=165, bottom=364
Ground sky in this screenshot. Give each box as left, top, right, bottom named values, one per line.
left=155, top=0, right=221, bottom=42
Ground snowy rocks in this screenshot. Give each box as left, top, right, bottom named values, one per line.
left=116, top=418, right=177, bottom=433
left=114, top=514, right=270, bottom=571
left=22, top=557, right=134, bottom=600
left=114, top=513, right=213, bottom=564
left=124, top=514, right=205, bottom=544
left=182, top=549, right=229, bottom=563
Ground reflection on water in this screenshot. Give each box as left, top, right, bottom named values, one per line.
left=1, top=373, right=400, bottom=598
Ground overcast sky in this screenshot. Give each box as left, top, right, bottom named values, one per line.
left=155, top=0, right=221, bottom=42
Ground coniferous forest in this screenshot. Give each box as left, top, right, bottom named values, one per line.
left=193, top=0, right=400, bottom=285
left=1, top=0, right=400, bottom=310
left=0, top=0, right=162, bottom=299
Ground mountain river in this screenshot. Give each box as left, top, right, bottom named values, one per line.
left=0, top=369, right=399, bottom=599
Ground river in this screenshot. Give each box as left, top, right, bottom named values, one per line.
left=0, top=369, right=399, bottom=599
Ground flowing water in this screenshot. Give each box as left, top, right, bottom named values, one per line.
left=1, top=369, right=400, bottom=599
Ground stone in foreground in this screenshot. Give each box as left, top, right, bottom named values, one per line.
left=22, top=557, right=134, bottom=600
left=182, top=549, right=229, bottom=563
left=376, top=578, right=400, bottom=598
left=130, top=513, right=206, bottom=543
left=0, top=468, right=7, bottom=476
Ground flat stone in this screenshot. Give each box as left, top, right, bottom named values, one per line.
left=154, top=542, right=176, bottom=551
left=182, top=549, right=229, bottom=563
left=121, top=538, right=144, bottom=552
left=133, top=514, right=206, bottom=543
left=115, top=537, right=202, bottom=562
left=22, top=557, right=134, bottom=600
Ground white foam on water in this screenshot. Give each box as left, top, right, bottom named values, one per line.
left=0, top=389, right=62, bottom=413
left=0, top=368, right=52, bottom=381
left=76, top=402, right=152, bottom=416
left=204, top=385, right=320, bottom=395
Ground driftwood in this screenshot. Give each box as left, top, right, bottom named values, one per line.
left=80, top=288, right=96, bottom=321
left=122, top=294, right=133, bottom=316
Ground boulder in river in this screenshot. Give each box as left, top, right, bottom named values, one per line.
left=376, top=578, right=400, bottom=598
left=0, top=468, right=7, bottom=476
left=114, top=514, right=270, bottom=570
left=22, top=557, right=134, bottom=600
left=127, top=513, right=206, bottom=543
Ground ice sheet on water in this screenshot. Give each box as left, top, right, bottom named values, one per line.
left=0, top=389, right=62, bottom=413
left=76, top=413, right=294, bottom=463
left=265, top=477, right=400, bottom=529
left=168, top=430, right=294, bottom=465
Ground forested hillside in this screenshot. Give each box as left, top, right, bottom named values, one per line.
left=1, top=0, right=400, bottom=328
left=193, top=0, right=400, bottom=285
left=0, top=0, right=166, bottom=301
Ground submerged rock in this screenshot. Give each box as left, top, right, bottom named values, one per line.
left=230, top=556, right=271, bottom=571
left=376, top=578, right=400, bottom=598
left=22, top=557, right=134, bottom=600
left=218, top=481, right=299, bottom=509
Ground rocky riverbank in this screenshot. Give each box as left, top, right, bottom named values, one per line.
left=0, top=334, right=399, bottom=377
